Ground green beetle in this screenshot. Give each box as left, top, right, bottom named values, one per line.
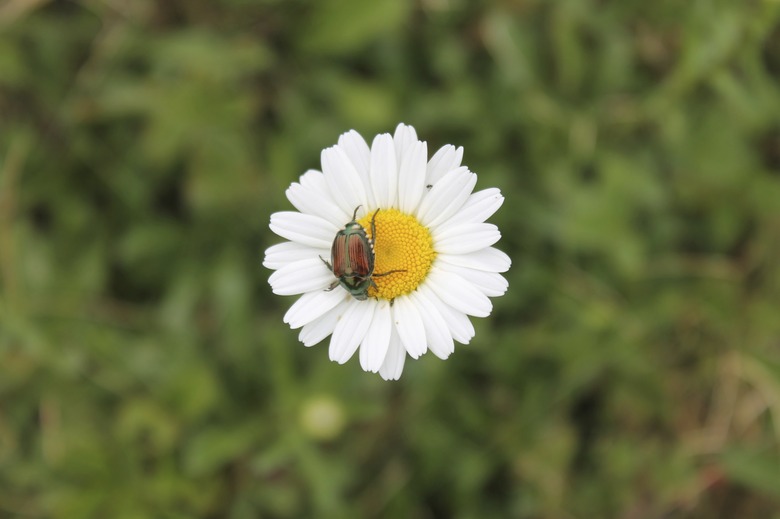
left=320, top=206, right=402, bottom=300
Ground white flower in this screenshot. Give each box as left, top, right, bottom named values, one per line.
left=263, top=124, right=510, bottom=380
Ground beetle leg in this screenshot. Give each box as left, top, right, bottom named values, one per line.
left=324, top=280, right=340, bottom=292
left=351, top=205, right=362, bottom=221
left=319, top=255, right=333, bottom=270
left=372, top=269, right=406, bottom=277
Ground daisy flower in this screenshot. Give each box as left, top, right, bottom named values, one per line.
left=263, top=124, right=510, bottom=380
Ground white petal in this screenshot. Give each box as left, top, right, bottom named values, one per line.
left=393, top=123, right=419, bottom=164
left=268, top=258, right=334, bottom=296
left=417, top=167, right=477, bottom=228
left=263, top=242, right=325, bottom=270
left=369, top=133, right=398, bottom=208
left=322, top=146, right=368, bottom=215
left=426, top=266, right=492, bottom=317
left=426, top=144, right=463, bottom=185
left=418, top=284, right=474, bottom=344
left=408, top=291, right=454, bottom=360
left=438, top=263, right=509, bottom=297
left=286, top=170, right=348, bottom=227
left=337, top=130, right=374, bottom=209
left=269, top=212, right=337, bottom=249
left=379, top=326, right=406, bottom=381
left=397, top=140, right=427, bottom=214
left=299, top=168, right=328, bottom=189
left=439, top=188, right=504, bottom=227
left=283, top=289, right=347, bottom=329
left=338, top=130, right=371, bottom=177
left=298, top=300, right=348, bottom=346
left=392, top=295, right=427, bottom=359
left=438, top=247, right=511, bottom=273
left=359, top=299, right=392, bottom=372
left=329, top=299, right=376, bottom=364
left=437, top=305, right=475, bottom=344
left=434, top=223, right=501, bottom=255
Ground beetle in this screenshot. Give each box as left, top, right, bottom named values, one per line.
left=320, top=206, right=402, bottom=300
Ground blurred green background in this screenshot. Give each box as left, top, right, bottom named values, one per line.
left=2, top=0, right=780, bottom=517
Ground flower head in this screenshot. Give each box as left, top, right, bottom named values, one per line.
left=264, top=124, right=510, bottom=380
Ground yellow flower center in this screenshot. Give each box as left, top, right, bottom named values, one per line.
left=357, top=208, right=436, bottom=301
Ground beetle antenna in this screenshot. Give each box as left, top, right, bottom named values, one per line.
left=370, top=208, right=380, bottom=240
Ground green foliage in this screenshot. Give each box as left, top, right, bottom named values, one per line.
left=2, top=0, right=780, bottom=517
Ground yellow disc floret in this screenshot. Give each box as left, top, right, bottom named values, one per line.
left=357, top=208, right=436, bottom=300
